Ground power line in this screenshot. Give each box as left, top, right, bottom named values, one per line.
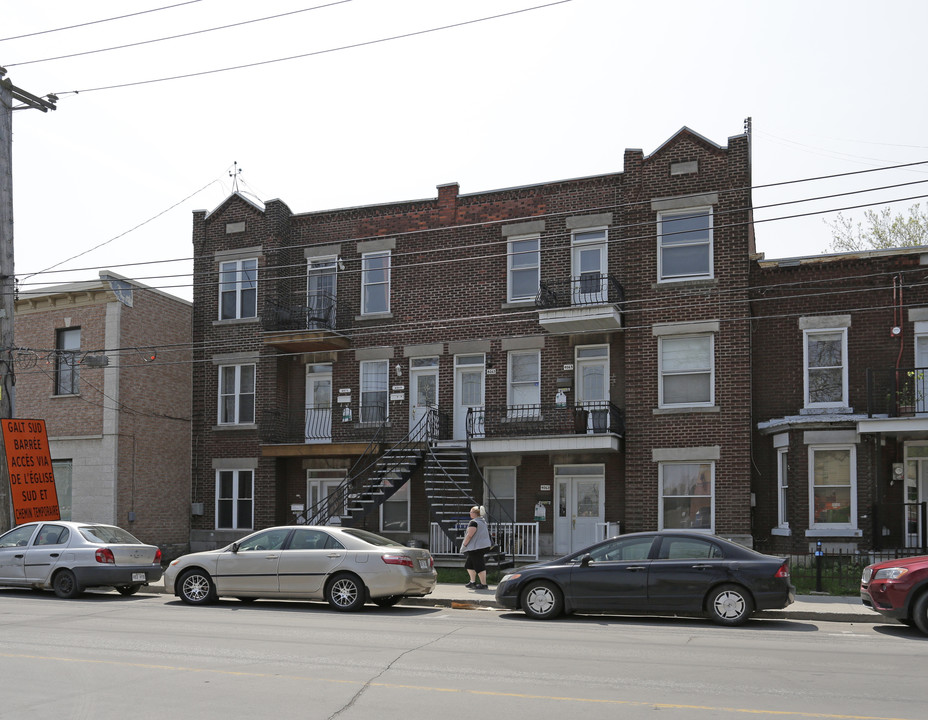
left=0, top=1, right=205, bottom=42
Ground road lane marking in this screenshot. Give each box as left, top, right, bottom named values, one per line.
left=0, top=652, right=916, bottom=720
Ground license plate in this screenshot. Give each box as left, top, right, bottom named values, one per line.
left=131, top=572, right=146, bottom=582
left=417, top=559, right=429, bottom=570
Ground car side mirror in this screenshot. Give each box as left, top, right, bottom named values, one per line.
left=231, top=542, right=239, bottom=554
left=579, top=553, right=592, bottom=568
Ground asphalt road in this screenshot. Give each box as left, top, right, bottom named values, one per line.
left=1, top=589, right=925, bottom=720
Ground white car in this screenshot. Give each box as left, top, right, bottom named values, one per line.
left=163, top=525, right=437, bottom=611
left=0, top=521, right=163, bottom=598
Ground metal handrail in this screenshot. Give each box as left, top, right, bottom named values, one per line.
left=535, top=274, right=625, bottom=309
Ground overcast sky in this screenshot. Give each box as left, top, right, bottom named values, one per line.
left=3, top=0, right=927, bottom=301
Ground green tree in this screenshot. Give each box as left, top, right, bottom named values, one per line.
left=824, top=203, right=928, bottom=253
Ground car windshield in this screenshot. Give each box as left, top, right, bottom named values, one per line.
left=79, top=526, right=142, bottom=544
left=339, top=528, right=406, bottom=547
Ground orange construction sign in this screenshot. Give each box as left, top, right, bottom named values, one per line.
left=2, top=419, right=60, bottom=524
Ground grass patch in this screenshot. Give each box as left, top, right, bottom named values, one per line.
left=437, top=567, right=506, bottom=585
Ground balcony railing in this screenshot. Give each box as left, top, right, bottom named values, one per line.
left=866, top=367, right=928, bottom=417
left=260, top=402, right=387, bottom=444
left=535, top=274, right=624, bottom=309
left=264, top=293, right=336, bottom=332
left=468, top=402, right=624, bottom=439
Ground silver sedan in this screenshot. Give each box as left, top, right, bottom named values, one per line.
left=0, top=521, right=163, bottom=598
left=163, top=525, right=437, bottom=611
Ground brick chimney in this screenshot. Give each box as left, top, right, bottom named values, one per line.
left=436, top=182, right=459, bottom=225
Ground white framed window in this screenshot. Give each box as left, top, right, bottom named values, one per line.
left=658, top=208, right=713, bottom=281
left=777, top=447, right=789, bottom=529
left=485, top=467, right=516, bottom=521
left=360, top=359, right=389, bottom=423
left=508, top=350, right=540, bottom=410
left=809, top=445, right=856, bottom=529
left=219, top=258, right=258, bottom=320
left=572, top=228, right=608, bottom=303
left=381, top=480, right=409, bottom=533
left=55, top=327, right=81, bottom=395
left=659, top=462, right=714, bottom=531
left=659, top=334, right=714, bottom=407
left=216, top=469, right=254, bottom=530
left=508, top=236, right=540, bottom=302
left=362, top=250, right=391, bottom=315
left=218, top=364, right=256, bottom=425
left=804, top=328, right=847, bottom=407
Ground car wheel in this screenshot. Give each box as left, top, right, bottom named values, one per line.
left=912, top=592, right=928, bottom=635
left=326, top=573, right=366, bottom=612
left=177, top=569, right=216, bottom=605
left=372, top=595, right=402, bottom=608
left=115, top=584, right=142, bottom=596
left=53, top=569, right=83, bottom=599
left=707, top=584, right=754, bottom=626
left=521, top=580, right=563, bottom=620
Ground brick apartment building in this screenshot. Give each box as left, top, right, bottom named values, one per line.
left=13, top=272, right=192, bottom=555
left=189, top=126, right=758, bottom=556
left=751, top=248, right=928, bottom=556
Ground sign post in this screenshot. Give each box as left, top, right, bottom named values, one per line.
left=1, top=418, right=59, bottom=524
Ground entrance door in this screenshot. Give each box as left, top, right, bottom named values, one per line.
left=305, top=365, right=332, bottom=443
left=410, top=357, right=439, bottom=439
left=307, top=257, right=337, bottom=329
left=576, top=345, right=609, bottom=433
left=307, top=472, right=345, bottom=525
left=903, top=448, right=928, bottom=548
left=554, top=466, right=605, bottom=555
left=453, top=354, right=485, bottom=440
left=916, top=335, right=928, bottom=414
left=572, top=230, right=607, bottom=305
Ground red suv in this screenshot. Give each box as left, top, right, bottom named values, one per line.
left=860, top=555, right=928, bottom=633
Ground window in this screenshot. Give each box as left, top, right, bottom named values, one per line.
left=362, top=251, right=391, bottom=314
left=55, top=327, right=80, bottom=395
left=508, top=350, right=540, bottom=412
left=658, top=208, right=712, bottom=281
left=218, top=364, right=256, bottom=425
left=360, top=360, right=388, bottom=422
left=810, top=446, right=856, bottom=528
left=572, top=229, right=607, bottom=303
left=381, top=480, right=408, bottom=533
left=588, top=536, right=654, bottom=562
left=219, top=258, right=257, bottom=320
left=777, top=448, right=789, bottom=529
left=657, top=536, right=724, bottom=560
left=659, top=334, right=713, bottom=406
left=307, top=257, right=337, bottom=329
left=659, top=462, right=713, bottom=530
left=804, top=329, right=847, bottom=407
left=216, top=469, right=253, bottom=530
left=485, top=467, right=516, bottom=521
left=508, top=236, right=540, bottom=302
left=52, top=459, right=73, bottom=520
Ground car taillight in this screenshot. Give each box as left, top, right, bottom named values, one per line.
left=95, top=548, right=115, bottom=564
left=381, top=554, right=414, bottom=568
left=775, top=562, right=790, bottom=578
left=154, top=548, right=162, bottom=564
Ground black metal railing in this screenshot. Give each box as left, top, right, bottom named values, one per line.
left=260, top=402, right=387, bottom=445
left=264, top=293, right=337, bottom=332
left=787, top=545, right=928, bottom=595
left=467, top=402, right=624, bottom=439
left=866, top=367, right=928, bottom=417
left=535, top=274, right=625, bottom=310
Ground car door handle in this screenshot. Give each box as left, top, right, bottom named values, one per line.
left=690, top=564, right=713, bottom=569
left=625, top=565, right=647, bottom=572
left=49, top=553, right=59, bottom=558
left=14, top=554, right=24, bottom=559
left=326, top=553, right=341, bottom=558
left=265, top=554, right=279, bottom=560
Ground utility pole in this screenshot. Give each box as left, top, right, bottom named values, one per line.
left=0, top=68, right=56, bottom=532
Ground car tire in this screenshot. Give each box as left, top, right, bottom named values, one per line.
left=53, top=569, right=83, bottom=599
left=912, top=592, right=928, bottom=635
left=707, top=584, right=754, bottom=626
left=177, top=569, right=217, bottom=605
left=115, top=584, right=142, bottom=596
left=372, top=595, right=402, bottom=608
left=521, top=580, right=564, bottom=620
left=326, top=573, right=366, bottom=612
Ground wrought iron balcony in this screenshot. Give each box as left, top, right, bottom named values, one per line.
left=535, top=275, right=624, bottom=334
left=264, top=293, right=337, bottom=332
left=468, top=402, right=624, bottom=439
left=259, top=403, right=388, bottom=445
left=866, top=367, right=928, bottom=417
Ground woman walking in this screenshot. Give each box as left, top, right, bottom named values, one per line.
left=460, top=505, right=492, bottom=590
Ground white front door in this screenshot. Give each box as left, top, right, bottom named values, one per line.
left=903, top=446, right=928, bottom=548
left=305, top=365, right=332, bottom=443
left=915, top=335, right=928, bottom=413
left=453, top=354, right=485, bottom=440
left=307, top=257, right=337, bottom=329
left=554, top=467, right=605, bottom=555
left=307, top=474, right=345, bottom=525
left=576, top=345, right=609, bottom=433
left=572, top=230, right=607, bottom=305
left=410, top=357, right=439, bottom=439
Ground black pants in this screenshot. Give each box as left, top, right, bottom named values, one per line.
left=464, top=548, right=487, bottom=573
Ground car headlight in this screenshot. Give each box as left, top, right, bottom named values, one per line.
left=500, top=573, right=520, bottom=583
left=872, top=567, right=909, bottom=581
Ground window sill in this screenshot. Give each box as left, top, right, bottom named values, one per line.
left=800, top=406, right=853, bottom=415
left=355, top=312, right=393, bottom=321
left=654, top=405, right=720, bottom=415
left=212, top=424, right=258, bottom=432
left=213, top=317, right=259, bottom=326
left=50, top=393, right=81, bottom=399
left=771, top=527, right=791, bottom=537
left=804, top=528, right=862, bottom=537
left=502, top=300, right=535, bottom=309
left=653, top=277, right=717, bottom=289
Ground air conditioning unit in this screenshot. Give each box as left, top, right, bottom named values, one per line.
left=191, top=502, right=204, bottom=516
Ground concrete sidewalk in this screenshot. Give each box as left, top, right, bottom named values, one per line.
left=145, top=578, right=879, bottom=623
